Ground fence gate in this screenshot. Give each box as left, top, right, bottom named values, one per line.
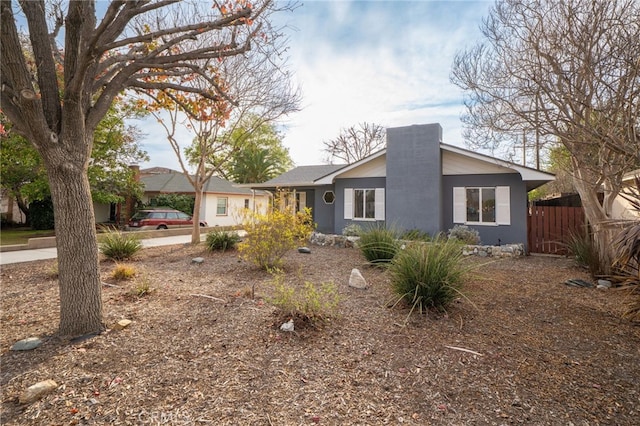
left=527, top=206, right=586, bottom=255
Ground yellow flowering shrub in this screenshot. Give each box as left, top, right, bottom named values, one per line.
left=238, top=205, right=315, bottom=270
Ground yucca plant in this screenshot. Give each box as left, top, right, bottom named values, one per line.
left=357, top=225, right=400, bottom=265
left=99, top=230, right=143, bottom=261
left=389, top=238, right=466, bottom=315
left=205, top=230, right=241, bottom=252
left=565, top=228, right=601, bottom=276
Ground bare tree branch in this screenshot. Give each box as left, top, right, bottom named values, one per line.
left=323, top=122, right=386, bottom=164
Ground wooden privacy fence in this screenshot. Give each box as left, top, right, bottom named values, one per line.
left=528, top=205, right=586, bottom=254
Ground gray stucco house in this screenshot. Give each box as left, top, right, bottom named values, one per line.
left=247, top=123, right=554, bottom=246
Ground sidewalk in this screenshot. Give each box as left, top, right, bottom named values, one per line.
left=0, top=234, right=204, bottom=265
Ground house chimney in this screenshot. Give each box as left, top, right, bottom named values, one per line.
left=385, top=123, right=443, bottom=235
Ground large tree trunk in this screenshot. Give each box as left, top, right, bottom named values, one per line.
left=46, top=158, right=104, bottom=336
left=572, top=175, right=614, bottom=276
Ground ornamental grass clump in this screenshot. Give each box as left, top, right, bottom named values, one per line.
left=205, top=229, right=240, bottom=252
left=238, top=206, right=314, bottom=270
left=565, top=228, right=602, bottom=276
left=389, top=238, right=466, bottom=314
left=99, top=230, right=143, bottom=261
left=269, top=271, right=341, bottom=326
left=357, top=225, right=400, bottom=265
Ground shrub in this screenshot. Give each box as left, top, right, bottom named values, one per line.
left=99, top=230, right=143, bottom=261
left=30, top=198, right=55, bottom=230
left=270, top=272, right=341, bottom=325
left=47, top=261, right=59, bottom=279
left=566, top=228, right=601, bottom=276
left=389, top=239, right=466, bottom=314
left=132, top=279, right=152, bottom=297
left=205, top=230, right=240, bottom=252
left=112, top=263, right=137, bottom=280
left=148, top=194, right=195, bottom=215
left=401, top=228, right=431, bottom=242
left=357, top=225, right=400, bottom=264
left=448, top=225, right=481, bottom=245
left=342, top=223, right=363, bottom=237
left=238, top=206, right=315, bottom=270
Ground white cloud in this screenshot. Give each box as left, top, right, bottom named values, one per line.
left=138, top=0, right=493, bottom=169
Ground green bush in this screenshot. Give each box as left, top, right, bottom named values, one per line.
left=401, top=228, right=431, bottom=242
left=148, top=194, right=194, bottom=215
left=29, top=198, right=55, bottom=230
left=99, top=230, right=143, bottom=261
left=357, top=225, right=400, bottom=264
left=389, top=239, right=466, bottom=314
left=238, top=206, right=315, bottom=269
left=205, top=229, right=240, bottom=252
left=447, top=225, right=481, bottom=245
left=270, top=273, right=341, bottom=325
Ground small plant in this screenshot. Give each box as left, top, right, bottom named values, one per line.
left=238, top=201, right=315, bottom=270
left=132, top=279, right=152, bottom=297
left=447, top=225, right=481, bottom=245
left=46, top=261, right=59, bottom=279
left=111, top=263, right=137, bottom=280
left=389, top=238, right=466, bottom=315
left=401, top=228, right=431, bottom=242
left=342, top=223, right=363, bottom=237
left=99, top=229, right=143, bottom=261
left=566, top=228, right=601, bottom=275
left=205, top=229, right=241, bottom=252
left=270, top=272, right=341, bottom=325
left=357, top=225, right=400, bottom=264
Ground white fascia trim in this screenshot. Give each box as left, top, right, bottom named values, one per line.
left=441, top=144, right=555, bottom=182
left=314, top=149, right=388, bottom=185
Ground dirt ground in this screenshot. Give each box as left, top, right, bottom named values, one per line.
left=1, top=243, right=639, bottom=425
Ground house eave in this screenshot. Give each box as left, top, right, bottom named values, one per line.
left=440, top=144, right=555, bottom=183
left=314, top=149, right=387, bottom=185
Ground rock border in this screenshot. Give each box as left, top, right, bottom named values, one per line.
left=309, top=232, right=525, bottom=258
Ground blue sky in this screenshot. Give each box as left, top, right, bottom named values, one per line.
left=135, top=0, right=494, bottom=170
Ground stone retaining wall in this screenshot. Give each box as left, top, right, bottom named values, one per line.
left=309, top=232, right=525, bottom=258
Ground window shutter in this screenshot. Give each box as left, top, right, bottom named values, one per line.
left=496, top=186, right=510, bottom=225
left=344, top=188, right=353, bottom=219
left=375, top=188, right=385, bottom=220
left=453, top=187, right=466, bottom=223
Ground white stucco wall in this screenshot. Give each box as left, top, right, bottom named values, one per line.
left=202, top=192, right=269, bottom=227
left=611, top=195, right=639, bottom=220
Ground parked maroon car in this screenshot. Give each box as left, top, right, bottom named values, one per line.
left=126, top=209, right=207, bottom=230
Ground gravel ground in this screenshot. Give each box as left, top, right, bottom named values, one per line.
left=1, top=243, right=639, bottom=425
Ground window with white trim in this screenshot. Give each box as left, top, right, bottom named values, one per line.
left=216, top=197, right=228, bottom=216
left=453, top=186, right=510, bottom=225
left=344, top=188, right=385, bottom=221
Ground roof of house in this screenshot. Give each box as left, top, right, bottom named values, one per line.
left=248, top=144, right=554, bottom=191
left=140, top=173, right=261, bottom=195
left=256, top=164, right=346, bottom=187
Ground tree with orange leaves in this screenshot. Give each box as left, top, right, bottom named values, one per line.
left=140, top=40, right=300, bottom=244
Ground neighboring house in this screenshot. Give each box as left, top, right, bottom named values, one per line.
left=534, top=169, right=640, bottom=221
left=0, top=189, right=26, bottom=224
left=138, top=169, right=269, bottom=227
left=247, top=123, right=555, bottom=246
left=612, top=170, right=640, bottom=221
